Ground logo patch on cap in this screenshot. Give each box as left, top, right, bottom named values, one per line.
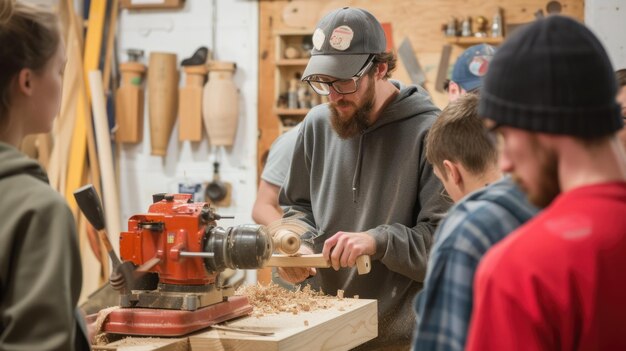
left=329, top=25, right=354, bottom=51
left=313, top=28, right=325, bottom=51
left=468, top=56, right=490, bottom=77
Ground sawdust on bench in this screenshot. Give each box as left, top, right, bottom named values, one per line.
left=236, top=283, right=355, bottom=317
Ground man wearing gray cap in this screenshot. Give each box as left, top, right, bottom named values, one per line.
left=277, top=7, right=450, bottom=349
left=467, top=16, right=626, bottom=350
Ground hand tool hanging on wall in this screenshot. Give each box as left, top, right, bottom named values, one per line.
left=116, top=49, right=146, bottom=143
left=179, top=47, right=209, bottom=142
left=398, top=37, right=427, bottom=87
left=148, top=52, right=179, bottom=156
left=181, top=46, right=209, bottom=66
left=435, top=45, right=452, bottom=93
left=202, top=61, right=238, bottom=147
left=205, top=160, right=231, bottom=207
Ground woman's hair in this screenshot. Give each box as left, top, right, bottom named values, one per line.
left=0, top=0, right=60, bottom=120
left=616, top=69, right=626, bottom=88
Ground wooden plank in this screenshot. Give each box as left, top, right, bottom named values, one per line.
left=95, top=337, right=188, bottom=351
left=50, top=0, right=81, bottom=193
left=190, top=298, right=377, bottom=351
left=89, top=70, right=123, bottom=251
left=64, top=0, right=107, bottom=213
left=102, top=0, right=119, bottom=94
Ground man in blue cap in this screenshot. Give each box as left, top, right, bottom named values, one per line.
left=275, top=6, right=450, bottom=350
left=447, top=43, right=495, bottom=102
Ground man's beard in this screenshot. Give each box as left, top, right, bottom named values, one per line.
left=329, top=78, right=375, bottom=139
left=512, top=138, right=561, bottom=208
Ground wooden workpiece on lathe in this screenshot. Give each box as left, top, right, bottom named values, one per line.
left=273, top=229, right=301, bottom=255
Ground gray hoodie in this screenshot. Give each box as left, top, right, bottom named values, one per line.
left=0, top=142, right=90, bottom=351
left=279, top=81, right=451, bottom=348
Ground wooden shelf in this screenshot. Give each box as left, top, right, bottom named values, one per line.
left=276, top=58, right=310, bottom=66
left=274, top=28, right=314, bottom=36
left=445, top=36, right=504, bottom=46
left=275, top=108, right=310, bottom=116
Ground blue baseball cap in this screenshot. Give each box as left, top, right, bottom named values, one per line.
left=451, top=44, right=496, bottom=92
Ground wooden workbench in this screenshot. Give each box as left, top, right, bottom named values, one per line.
left=96, top=298, right=377, bottom=351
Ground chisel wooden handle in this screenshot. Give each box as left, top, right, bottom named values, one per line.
left=266, top=254, right=371, bottom=275
left=73, top=184, right=121, bottom=268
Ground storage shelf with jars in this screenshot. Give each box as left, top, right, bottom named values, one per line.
left=445, top=36, right=503, bottom=46
left=274, top=29, right=326, bottom=125
left=443, top=7, right=505, bottom=47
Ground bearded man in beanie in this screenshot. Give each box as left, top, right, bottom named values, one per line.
left=466, top=16, right=626, bottom=350
left=276, top=7, right=450, bottom=349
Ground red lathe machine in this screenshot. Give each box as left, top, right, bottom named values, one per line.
left=77, top=189, right=273, bottom=336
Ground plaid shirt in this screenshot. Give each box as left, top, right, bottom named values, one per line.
left=413, top=177, right=537, bottom=351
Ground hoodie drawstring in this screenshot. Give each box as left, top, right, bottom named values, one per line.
left=351, top=133, right=365, bottom=203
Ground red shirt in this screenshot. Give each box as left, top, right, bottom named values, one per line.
left=467, top=182, right=626, bottom=351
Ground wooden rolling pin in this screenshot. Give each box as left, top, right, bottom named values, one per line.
left=266, top=254, right=371, bottom=275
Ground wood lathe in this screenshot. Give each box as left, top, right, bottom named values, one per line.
left=75, top=190, right=371, bottom=339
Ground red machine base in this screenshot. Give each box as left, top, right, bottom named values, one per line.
left=103, top=295, right=253, bottom=336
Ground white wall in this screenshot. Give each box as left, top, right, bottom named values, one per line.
left=585, top=0, right=626, bottom=70
left=117, top=0, right=259, bottom=282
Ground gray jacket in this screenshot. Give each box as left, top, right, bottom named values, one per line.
left=279, top=81, right=450, bottom=348
left=0, top=142, right=90, bottom=351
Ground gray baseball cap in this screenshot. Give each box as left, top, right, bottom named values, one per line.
left=302, top=7, right=386, bottom=80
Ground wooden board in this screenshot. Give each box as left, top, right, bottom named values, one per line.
left=189, top=298, right=377, bottom=351
left=95, top=337, right=188, bottom=351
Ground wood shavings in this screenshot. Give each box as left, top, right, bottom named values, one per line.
left=337, top=289, right=344, bottom=299
left=235, top=283, right=335, bottom=316
left=91, top=306, right=120, bottom=346
left=304, top=320, right=309, bottom=326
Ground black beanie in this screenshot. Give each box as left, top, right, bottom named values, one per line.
left=479, top=15, right=624, bottom=138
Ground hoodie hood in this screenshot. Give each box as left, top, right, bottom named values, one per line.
left=364, top=80, right=440, bottom=133
left=0, top=142, right=49, bottom=183
left=351, top=81, right=439, bottom=202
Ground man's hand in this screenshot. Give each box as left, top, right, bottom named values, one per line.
left=276, top=246, right=317, bottom=284
left=322, top=231, right=375, bottom=271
